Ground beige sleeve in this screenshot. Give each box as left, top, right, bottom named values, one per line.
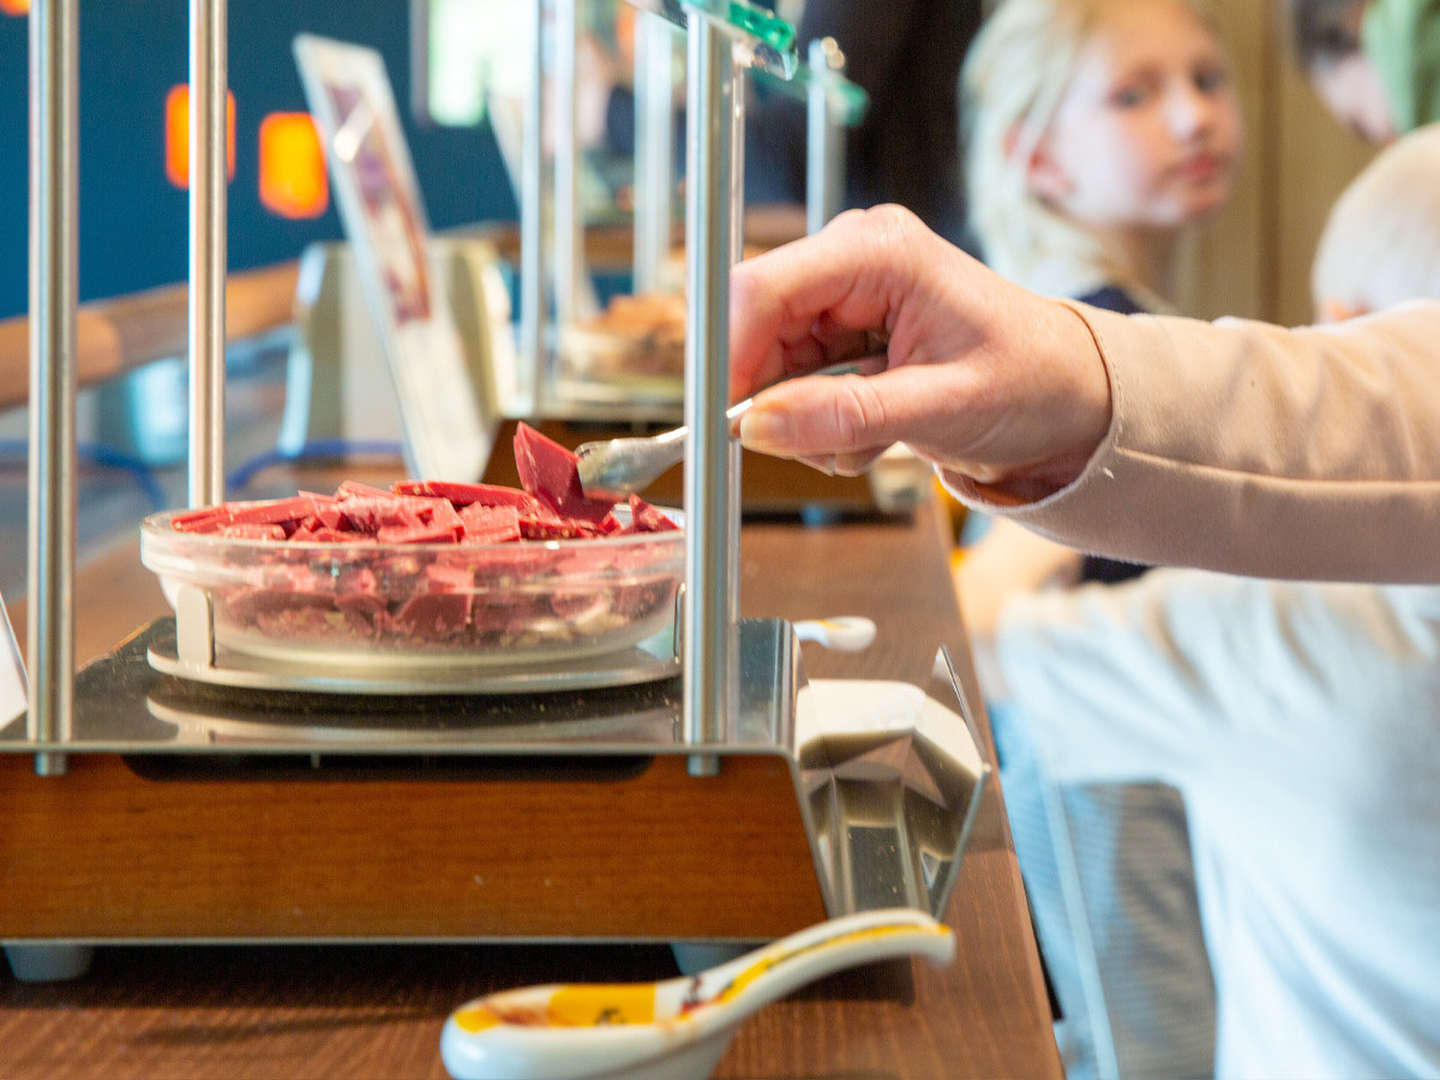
left=949, top=300, right=1440, bottom=583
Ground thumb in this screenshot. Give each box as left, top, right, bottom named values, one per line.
left=739, top=367, right=971, bottom=459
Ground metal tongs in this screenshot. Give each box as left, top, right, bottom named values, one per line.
left=575, top=397, right=755, bottom=499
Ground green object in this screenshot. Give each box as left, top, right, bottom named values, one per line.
left=622, top=0, right=799, bottom=78
left=1362, top=0, right=1440, bottom=131
left=754, top=62, right=870, bottom=128
left=724, top=1, right=795, bottom=54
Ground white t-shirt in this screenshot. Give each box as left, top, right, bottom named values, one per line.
left=995, top=571, right=1440, bottom=1079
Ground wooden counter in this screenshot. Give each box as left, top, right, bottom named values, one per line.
left=1, top=473, right=1059, bottom=1079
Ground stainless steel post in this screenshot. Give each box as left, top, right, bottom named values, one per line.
left=632, top=10, right=674, bottom=295
left=188, top=0, right=227, bottom=507
left=729, top=52, right=745, bottom=263
left=26, top=0, right=79, bottom=775
left=806, top=37, right=845, bottom=235
left=553, top=0, right=580, bottom=332
left=520, top=0, right=545, bottom=405
left=725, top=54, right=745, bottom=699
left=682, top=15, right=737, bottom=774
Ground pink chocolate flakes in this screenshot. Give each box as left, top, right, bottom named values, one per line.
left=165, top=462, right=679, bottom=654
left=513, top=422, right=619, bottom=524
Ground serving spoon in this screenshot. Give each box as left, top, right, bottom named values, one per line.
left=575, top=360, right=872, bottom=499
left=575, top=398, right=755, bottom=499
left=439, top=907, right=954, bottom=1080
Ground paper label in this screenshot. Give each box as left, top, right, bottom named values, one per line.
left=0, top=594, right=27, bottom=726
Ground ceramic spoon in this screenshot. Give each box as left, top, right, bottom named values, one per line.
left=440, top=907, right=955, bottom=1080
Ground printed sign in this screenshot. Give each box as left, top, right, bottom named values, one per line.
left=295, top=33, right=495, bottom=481
left=0, top=594, right=26, bottom=726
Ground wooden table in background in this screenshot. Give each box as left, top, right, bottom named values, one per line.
left=2, top=469, right=1059, bottom=1080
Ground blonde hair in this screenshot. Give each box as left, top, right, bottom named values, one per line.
left=961, top=0, right=1221, bottom=297
left=1312, top=123, right=1440, bottom=315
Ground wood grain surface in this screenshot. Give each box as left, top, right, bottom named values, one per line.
left=1, top=471, right=1059, bottom=1079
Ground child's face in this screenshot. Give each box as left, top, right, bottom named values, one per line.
left=1030, top=0, right=1243, bottom=230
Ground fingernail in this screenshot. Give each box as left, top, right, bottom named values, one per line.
left=739, top=408, right=793, bottom=451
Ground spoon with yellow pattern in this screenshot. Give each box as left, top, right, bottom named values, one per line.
left=440, top=908, right=954, bottom=1080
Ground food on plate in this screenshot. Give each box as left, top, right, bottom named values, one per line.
left=149, top=424, right=681, bottom=656
left=564, top=292, right=686, bottom=379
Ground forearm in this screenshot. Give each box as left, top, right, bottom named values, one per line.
left=952, top=301, right=1440, bottom=582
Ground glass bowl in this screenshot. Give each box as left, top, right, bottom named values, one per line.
left=140, top=503, right=683, bottom=670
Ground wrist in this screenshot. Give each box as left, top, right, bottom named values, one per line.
left=943, top=299, right=1112, bottom=505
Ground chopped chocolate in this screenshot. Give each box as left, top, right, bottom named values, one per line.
left=513, top=422, right=619, bottom=524
left=166, top=468, right=678, bottom=653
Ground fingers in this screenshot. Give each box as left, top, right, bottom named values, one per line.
left=739, top=364, right=989, bottom=461
left=793, top=448, right=887, bottom=477
left=728, top=206, right=929, bottom=400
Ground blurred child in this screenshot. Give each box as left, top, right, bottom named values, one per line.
left=1290, top=0, right=1440, bottom=143
left=965, top=123, right=1440, bottom=1078
left=958, top=2, right=1244, bottom=1075
left=963, top=0, right=1241, bottom=314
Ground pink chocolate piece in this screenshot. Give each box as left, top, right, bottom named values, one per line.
left=335, top=567, right=386, bottom=637
left=338, top=494, right=443, bottom=535
left=228, top=495, right=325, bottom=527
left=459, top=504, right=522, bottom=544
left=513, top=422, right=618, bottom=524
left=171, top=506, right=234, bottom=533
left=518, top=513, right=605, bottom=541
left=311, top=528, right=375, bottom=543
left=470, top=593, right=548, bottom=633
left=393, top=480, right=546, bottom=514
left=427, top=498, right=467, bottom=540
left=613, top=579, right=675, bottom=618
left=377, top=519, right=463, bottom=544
left=219, top=523, right=287, bottom=541
left=335, top=480, right=394, bottom=500
left=626, top=494, right=679, bottom=533
left=389, top=564, right=473, bottom=639
left=458, top=546, right=553, bottom=581
left=373, top=497, right=467, bottom=544
left=549, top=589, right=612, bottom=621
left=311, top=501, right=346, bottom=530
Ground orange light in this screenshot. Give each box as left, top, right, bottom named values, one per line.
left=0, top=0, right=30, bottom=17
left=258, top=112, right=329, bottom=219
left=165, top=85, right=236, bottom=189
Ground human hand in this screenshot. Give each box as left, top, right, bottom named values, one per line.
left=729, top=206, right=1112, bottom=502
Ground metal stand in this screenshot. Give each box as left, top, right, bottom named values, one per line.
left=553, top=0, right=581, bottom=334
left=806, top=36, right=847, bottom=234
left=633, top=10, right=675, bottom=295
left=681, top=11, right=742, bottom=774
left=518, top=0, right=545, bottom=410
left=8, top=0, right=989, bottom=957
left=188, top=0, right=227, bottom=507
left=2, top=621, right=990, bottom=942
left=27, top=0, right=79, bottom=778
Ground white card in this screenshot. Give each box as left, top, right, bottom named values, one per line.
left=0, top=595, right=26, bottom=727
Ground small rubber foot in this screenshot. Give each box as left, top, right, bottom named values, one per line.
left=670, top=941, right=751, bottom=976
left=4, top=944, right=96, bottom=982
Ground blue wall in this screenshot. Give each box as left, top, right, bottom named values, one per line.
left=0, top=1, right=517, bottom=320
